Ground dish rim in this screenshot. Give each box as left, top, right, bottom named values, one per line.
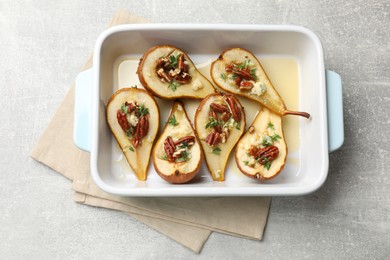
left=90, top=23, right=328, bottom=196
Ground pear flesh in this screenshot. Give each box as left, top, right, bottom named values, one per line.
left=106, top=88, right=160, bottom=181
left=152, top=101, right=203, bottom=184
left=137, top=45, right=216, bottom=99
left=211, top=47, right=309, bottom=118
left=235, top=107, right=287, bottom=180
left=195, top=93, right=246, bottom=181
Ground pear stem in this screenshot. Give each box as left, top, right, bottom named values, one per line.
left=284, top=110, right=311, bottom=119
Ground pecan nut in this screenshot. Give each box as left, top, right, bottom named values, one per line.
left=125, top=101, right=136, bottom=113
left=156, top=53, right=191, bottom=84
left=178, top=54, right=185, bottom=70
left=234, top=68, right=253, bottom=80
left=251, top=145, right=279, bottom=164
left=117, top=110, right=130, bottom=132
left=174, top=73, right=192, bottom=84
left=210, top=103, right=229, bottom=113
left=132, top=123, right=141, bottom=148
left=239, top=81, right=253, bottom=91
left=225, top=96, right=242, bottom=122
left=234, top=77, right=242, bottom=87
left=157, top=68, right=172, bottom=82
left=138, top=115, right=149, bottom=139
left=132, top=114, right=149, bottom=148
left=205, top=131, right=221, bottom=147
left=220, top=128, right=229, bottom=144
left=175, top=136, right=195, bottom=146
left=221, top=111, right=231, bottom=121
left=209, top=110, right=218, bottom=120
left=163, top=136, right=176, bottom=162
left=225, top=64, right=255, bottom=80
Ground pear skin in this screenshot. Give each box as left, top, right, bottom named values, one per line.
left=152, top=101, right=203, bottom=184
left=106, top=88, right=160, bottom=181
left=195, top=93, right=246, bottom=181
left=235, top=107, right=287, bottom=180
left=211, top=47, right=310, bottom=118
left=138, top=45, right=216, bottom=99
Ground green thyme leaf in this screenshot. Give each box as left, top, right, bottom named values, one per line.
left=138, top=104, right=149, bottom=118
left=262, top=135, right=273, bottom=146
left=235, top=122, right=241, bottom=130
left=161, top=153, right=169, bottom=161
left=178, top=141, right=189, bottom=149
left=126, top=128, right=133, bottom=137
left=220, top=73, right=227, bottom=81
left=263, top=159, right=272, bottom=170
left=176, top=150, right=190, bottom=162
left=212, top=147, right=221, bottom=155
left=270, top=134, right=281, bottom=142
left=129, top=146, right=134, bottom=152
left=244, top=160, right=249, bottom=166
left=167, top=114, right=179, bottom=126
left=230, top=74, right=238, bottom=80
left=168, top=54, right=180, bottom=69
left=168, top=80, right=180, bottom=91
left=121, top=103, right=128, bottom=114
left=205, top=117, right=222, bottom=129
left=267, top=122, right=275, bottom=130
left=243, top=59, right=251, bottom=69
left=250, top=68, right=258, bottom=80
left=236, top=59, right=251, bottom=70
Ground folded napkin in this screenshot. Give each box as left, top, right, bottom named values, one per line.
left=31, top=10, right=271, bottom=253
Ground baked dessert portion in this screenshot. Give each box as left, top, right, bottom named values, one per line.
left=211, top=47, right=310, bottom=118
left=137, top=45, right=215, bottom=99
left=152, top=101, right=203, bottom=184
left=235, top=107, right=287, bottom=180
left=106, top=87, right=160, bottom=181
left=194, top=93, right=246, bottom=181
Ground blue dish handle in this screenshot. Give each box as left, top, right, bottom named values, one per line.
left=73, top=68, right=344, bottom=154
left=73, top=68, right=93, bottom=152
left=326, top=70, right=344, bottom=152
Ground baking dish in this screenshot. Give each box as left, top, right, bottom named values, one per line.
left=73, top=24, right=344, bottom=196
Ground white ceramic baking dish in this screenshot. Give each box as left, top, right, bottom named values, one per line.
left=74, top=24, right=344, bottom=196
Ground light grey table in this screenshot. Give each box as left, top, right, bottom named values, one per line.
left=1, top=1, right=389, bottom=259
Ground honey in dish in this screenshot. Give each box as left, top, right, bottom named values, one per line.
left=114, top=56, right=301, bottom=176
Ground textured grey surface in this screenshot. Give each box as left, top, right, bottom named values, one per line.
left=1, top=0, right=389, bottom=259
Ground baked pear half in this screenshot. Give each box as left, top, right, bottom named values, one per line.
left=195, top=93, right=246, bottom=181
left=211, top=47, right=310, bottom=118
left=137, top=45, right=216, bottom=99
left=235, top=107, right=287, bottom=180
left=106, top=88, right=160, bottom=181
left=152, top=101, right=203, bottom=184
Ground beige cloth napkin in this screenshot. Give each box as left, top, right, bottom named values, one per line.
left=31, top=10, right=271, bottom=253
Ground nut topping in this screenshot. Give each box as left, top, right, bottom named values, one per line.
left=164, top=136, right=176, bottom=162
left=210, top=103, right=229, bottom=113
left=239, top=81, right=254, bottom=91
left=204, top=96, right=243, bottom=147
left=117, top=102, right=150, bottom=148
left=117, top=110, right=130, bottom=132
left=205, top=131, right=221, bottom=147
left=221, top=112, right=231, bottom=121
left=249, top=145, right=279, bottom=165
left=224, top=60, right=258, bottom=90
left=209, top=110, right=218, bottom=120
left=163, top=135, right=195, bottom=163
left=156, top=53, right=192, bottom=85
left=175, top=136, right=195, bottom=146
left=226, top=96, right=242, bottom=122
